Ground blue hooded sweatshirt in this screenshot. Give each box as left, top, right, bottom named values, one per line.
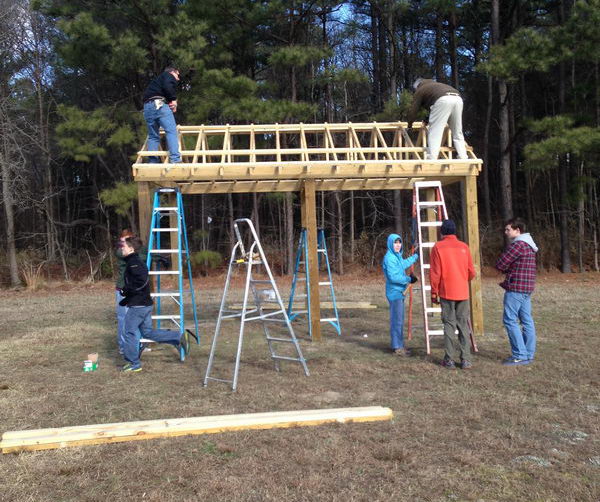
left=382, top=233, right=419, bottom=301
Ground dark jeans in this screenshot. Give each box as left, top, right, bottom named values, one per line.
left=440, top=298, right=471, bottom=363
left=123, top=306, right=180, bottom=369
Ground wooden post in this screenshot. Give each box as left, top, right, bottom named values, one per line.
left=463, top=175, right=484, bottom=336
left=301, top=179, right=322, bottom=341
left=138, top=182, right=152, bottom=243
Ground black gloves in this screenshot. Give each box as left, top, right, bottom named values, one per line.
left=119, top=297, right=129, bottom=307
left=410, top=274, right=418, bottom=284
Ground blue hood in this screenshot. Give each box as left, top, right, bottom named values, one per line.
left=387, top=233, right=402, bottom=255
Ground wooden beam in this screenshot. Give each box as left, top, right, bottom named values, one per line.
left=464, top=175, right=484, bottom=337
left=133, top=160, right=481, bottom=183
left=302, top=179, right=321, bottom=341
left=137, top=182, right=152, bottom=243
left=0, top=406, right=393, bottom=453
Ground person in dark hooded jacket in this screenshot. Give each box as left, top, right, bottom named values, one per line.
left=382, top=234, right=419, bottom=355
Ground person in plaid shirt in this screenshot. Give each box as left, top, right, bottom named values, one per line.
left=495, top=218, right=538, bottom=366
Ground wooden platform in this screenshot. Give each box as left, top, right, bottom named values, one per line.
left=1, top=406, right=393, bottom=453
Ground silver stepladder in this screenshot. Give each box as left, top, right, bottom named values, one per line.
left=145, top=187, right=200, bottom=361
left=203, top=218, right=310, bottom=391
left=412, top=181, right=477, bottom=354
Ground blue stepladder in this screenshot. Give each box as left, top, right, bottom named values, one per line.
left=287, top=228, right=341, bottom=337
left=145, top=187, right=200, bottom=361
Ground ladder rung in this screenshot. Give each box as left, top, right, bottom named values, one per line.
left=427, top=330, right=444, bottom=336
left=155, top=207, right=178, bottom=211
left=293, top=294, right=307, bottom=298
left=149, top=249, right=178, bottom=253
left=152, top=228, right=178, bottom=232
left=271, top=355, right=304, bottom=363
left=426, top=307, right=442, bottom=314
left=290, top=309, right=308, bottom=314
left=420, top=221, right=443, bottom=227
left=295, top=278, right=306, bottom=282
left=423, top=264, right=430, bottom=269
left=318, top=281, right=331, bottom=286
left=320, top=318, right=338, bottom=322
left=421, top=242, right=435, bottom=248
left=152, top=315, right=181, bottom=320
left=423, top=285, right=431, bottom=291
left=266, top=337, right=295, bottom=343
left=149, top=271, right=180, bottom=275
left=317, top=249, right=326, bottom=253
left=204, top=377, right=233, bottom=384
left=250, top=279, right=272, bottom=284
left=415, top=181, right=443, bottom=188
left=151, top=292, right=181, bottom=297
left=418, top=201, right=444, bottom=207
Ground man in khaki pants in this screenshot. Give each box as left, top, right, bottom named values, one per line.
left=407, top=78, right=468, bottom=160
left=430, top=219, right=475, bottom=369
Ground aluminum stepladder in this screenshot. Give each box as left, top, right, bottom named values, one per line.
left=412, top=181, right=477, bottom=354
left=287, top=228, right=341, bottom=337
left=145, top=187, right=200, bottom=361
left=203, top=218, right=309, bottom=391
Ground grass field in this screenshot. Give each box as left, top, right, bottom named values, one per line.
left=0, top=272, right=599, bottom=501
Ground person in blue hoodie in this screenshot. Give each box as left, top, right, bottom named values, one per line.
left=382, top=234, right=419, bottom=355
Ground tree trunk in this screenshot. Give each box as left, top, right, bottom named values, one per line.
left=393, top=190, right=402, bottom=234
left=335, top=192, right=343, bottom=275
left=350, top=191, right=355, bottom=263
left=0, top=144, right=20, bottom=287
left=434, top=15, right=444, bottom=82
left=449, top=9, right=458, bottom=89
left=482, top=74, right=493, bottom=225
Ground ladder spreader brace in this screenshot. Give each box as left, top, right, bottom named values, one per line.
left=146, top=188, right=200, bottom=361
left=203, top=218, right=309, bottom=391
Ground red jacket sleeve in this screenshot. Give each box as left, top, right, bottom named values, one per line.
left=430, top=245, right=441, bottom=296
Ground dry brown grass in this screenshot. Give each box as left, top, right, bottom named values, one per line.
left=0, top=272, right=599, bottom=501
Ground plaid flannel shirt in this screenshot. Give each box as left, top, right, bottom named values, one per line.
left=495, top=240, right=537, bottom=293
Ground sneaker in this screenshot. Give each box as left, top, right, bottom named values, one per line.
left=460, top=360, right=473, bottom=370
left=393, top=348, right=411, bottom=357
left=502, top=357, right=530, bottom=366
left=441, top=358, right=456, bottom=369
left=122, top=364, right=142, bottom=373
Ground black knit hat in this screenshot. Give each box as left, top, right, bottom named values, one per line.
left=440, top=219, right=456, bottom=235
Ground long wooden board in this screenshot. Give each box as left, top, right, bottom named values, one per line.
left=228, top=301, right=377, bottom=310
left=1, top=406, right=393, bottom=453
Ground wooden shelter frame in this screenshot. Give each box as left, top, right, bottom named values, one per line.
left=134, top=121, right=483, bottom=341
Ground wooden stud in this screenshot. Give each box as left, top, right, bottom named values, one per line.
left=301, top=179, right=321, bottom=342
left=0, top=406, right=393, bottom=453
left=463, top=174, right=484, bottom=337
left=137, top=182, right=152, bottom=243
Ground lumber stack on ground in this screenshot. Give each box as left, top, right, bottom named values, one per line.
left=229, top=301, right=377, bottom=310
left=1, top=406, right=393, bottom=453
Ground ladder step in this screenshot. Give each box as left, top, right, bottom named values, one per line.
left=423, top=264, right=430, bottom=269
left=318, top=281, right=331, bottom=286
left=427, top=330, right=444, bottom=336
left=149, top=249, right=178, bottom=253
left=152, top=228, right=178, bottom=232
left=417, top=201, right=444, bottom=207
left=317, top=249, right=326, bottom=253
left=266, top=337, right=296, bottom=343
left=295, top=278, right=306, bottom=282
left=155, top=207, right=179, bottom=211
left=271, top=355, right=305, bottom=363
left=423, top=285, right=431, bottom=291
left=320, top=318, right=339, bottom=322
left=425, top=307, right=442, bottom=314
left=419, top=221, right=443, bottom=227
left=293, top=294, right=307, bottom=298
left=152, top=315, right=181, bottom=320
left=421, top=242, right=435, bottom=248
left=151, top=292, right=181, bottom=297
left=204, top=377, right=233, bottom=384
left=414, top=181, right=443, bottom=188
left=250, top=279, right=272, bottom=284
left=149, top=271, right=180, bottom=275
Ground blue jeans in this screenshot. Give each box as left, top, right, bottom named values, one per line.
left=503, top=291, right=536, bottom=360
left=389, top=298, right=405, bottom=350
left=123, top=306, right=181, bottom=369
left=143, top=101, right=181, bottom=163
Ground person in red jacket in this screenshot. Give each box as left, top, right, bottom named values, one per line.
left=430, top=219, right=476, bottom=369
